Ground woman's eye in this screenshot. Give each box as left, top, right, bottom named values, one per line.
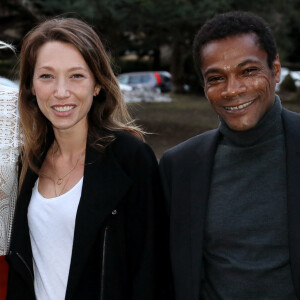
left=72, top=74, right=84, bottom=79
left=40, top=74, right=52, bottom=79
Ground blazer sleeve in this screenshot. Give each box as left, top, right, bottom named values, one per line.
left=121, top=141, right=172, bottom=300
left=159, top=152, right=173, bottom=217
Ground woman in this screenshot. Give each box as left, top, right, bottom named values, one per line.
left=6, top=18, right=170, bottom=300
left=0, top=41, right=19, bottom=300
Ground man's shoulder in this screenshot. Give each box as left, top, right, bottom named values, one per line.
left=161, top=128, right=219, bottom=161
left=281, top=107, right=300, bottom=144
left=282, top=107, right=300, bottom=129
left=282, top=107, right=300, bottom=120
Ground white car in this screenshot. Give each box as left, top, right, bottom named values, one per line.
left=117, top=71, right=172, bottom=93
left=119, top=83, right=133, bottom=91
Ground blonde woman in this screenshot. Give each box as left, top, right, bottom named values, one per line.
left=6, top=18, right=170, bottom=300
left=0, top=41, right=20, bottom=300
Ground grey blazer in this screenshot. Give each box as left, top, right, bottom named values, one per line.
left=159, top=108, right=300, bottom=300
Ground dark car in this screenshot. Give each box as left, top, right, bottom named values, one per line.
left=117, top=71, right=172, bottom=93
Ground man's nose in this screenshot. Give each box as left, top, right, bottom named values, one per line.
left=221, top=75, right=246, bottom=98
left=54, top=79, right=70, bottom=99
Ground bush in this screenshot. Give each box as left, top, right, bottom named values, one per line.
left=289, top=87, right=300, bottom=102
left=115, top=59, right=153, bottom=74
left=280, top=73, right=297, bottom=92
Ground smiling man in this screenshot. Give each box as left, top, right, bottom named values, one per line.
left=159, top=11, right=300, bottom=300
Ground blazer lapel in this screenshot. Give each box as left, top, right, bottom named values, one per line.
left=171, top=130, right=219, bottom=300
left=65, top=146, right=132, bottom=300
left=189, top=130, right=219, bottom=299
left=282, top=109, right=300, bottom=297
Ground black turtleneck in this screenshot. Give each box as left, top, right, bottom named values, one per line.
left=201, top=96, right=297, bottom=299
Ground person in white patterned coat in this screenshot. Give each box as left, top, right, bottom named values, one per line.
left=0, top=41, right=20, bottom=300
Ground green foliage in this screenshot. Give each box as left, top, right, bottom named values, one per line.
left=280, top=73, right=297, bottom=92
left=3, top=0, right=300, bottom=92
left=290, top=88, right=300, bottom=102
left=116, top=59, right=153, bottom=74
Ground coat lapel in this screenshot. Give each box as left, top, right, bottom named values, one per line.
left=189, top=130, right=219, bottom=299
left=170, top=130, right=219, bottom=300
left=282, top=109, right=300, bottom=297
left=65, top=145, right=132, bottom=300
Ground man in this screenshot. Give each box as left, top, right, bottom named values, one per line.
left=159, top=11, right=300, bottom=300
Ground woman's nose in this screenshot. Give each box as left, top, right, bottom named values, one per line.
left=54, top=79, right=70, bottom=99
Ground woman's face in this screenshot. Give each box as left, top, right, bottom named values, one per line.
left=32, top=41, right=100, bottom=134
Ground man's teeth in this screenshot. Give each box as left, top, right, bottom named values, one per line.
left=225, top=100, right=253, bottom=111
left=54, top=106, right=74, bottom=112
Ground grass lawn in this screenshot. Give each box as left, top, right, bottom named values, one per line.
left=128, top=91, right=300, bottom=158
left=129, top=93, right=218, bottom=158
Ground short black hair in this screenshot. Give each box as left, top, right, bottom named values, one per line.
left=193, top=11, right=278, bottom=84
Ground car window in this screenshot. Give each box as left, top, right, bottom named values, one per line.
left=161, top=76, right=171, bottom=83
left=129, top=75, right=142, bottom=84
left=129, top=74, right=151, bottom=84
left=118, top=75, right=129, bottom=84
left=140, top=75, right=151, bottom=83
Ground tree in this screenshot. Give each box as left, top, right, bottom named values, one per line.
left=1, top=0, right=300, bottom=92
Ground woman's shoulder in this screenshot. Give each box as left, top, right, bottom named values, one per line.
left=0, top=84, right=21, bottom=158
left=0, top=84, right=19, bottom=118
left=113, top=130, right=145, bottom=148
left=110, top=130, right=158, bottom=168
left=0, top=84, right=18, bottom=101
left=111, top=130, right=149, bottom=153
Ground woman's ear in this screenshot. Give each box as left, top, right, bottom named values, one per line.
left=94, top=85, right=101, bottom=96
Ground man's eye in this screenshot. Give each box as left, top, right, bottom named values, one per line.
left=243, top=68, right=259, bottom=75
left=207, top=76, right=223, bottom=83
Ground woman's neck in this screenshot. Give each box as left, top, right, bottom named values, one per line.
left=52, top=124, right=88, bottom=157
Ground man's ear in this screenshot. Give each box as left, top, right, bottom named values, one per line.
left=273, top=55, right=281, bottom=84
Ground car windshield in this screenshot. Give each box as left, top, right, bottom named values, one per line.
left=118, top=76, right=129, bottom=84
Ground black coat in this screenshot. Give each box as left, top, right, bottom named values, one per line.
left=159, top=108, right=300, bottom=300
left=7, top=131, right=171, bottom=300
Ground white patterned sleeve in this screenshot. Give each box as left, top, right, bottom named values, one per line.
left=0, top=84, right=20, bottom=255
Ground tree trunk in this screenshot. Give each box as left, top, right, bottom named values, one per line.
left=170, top=39, right=185, bottom=93
left=152, top=48, right=161, bottom=70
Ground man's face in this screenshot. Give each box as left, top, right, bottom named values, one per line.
left=200, top=33, right=281, bottom=131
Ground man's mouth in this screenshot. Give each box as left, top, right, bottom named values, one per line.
left=53, top=105, right=75, bottom=112
left=224, top=100, right=254, bottom=111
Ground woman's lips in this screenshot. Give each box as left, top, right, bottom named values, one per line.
left=52, top=105, right=75, bottom=112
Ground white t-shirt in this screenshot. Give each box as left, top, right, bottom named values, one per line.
left=28, top=177, right=83, bottom=300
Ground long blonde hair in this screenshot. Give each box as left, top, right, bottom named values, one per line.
left=19, top=17, right=144, bottom=188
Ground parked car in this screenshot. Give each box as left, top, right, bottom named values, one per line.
left=119, top=82, right=133, bottom=91
left=117, top=71, right=172, bottom=93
